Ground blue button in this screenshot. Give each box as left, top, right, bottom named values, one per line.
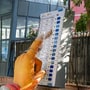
left=49, top=74, right=53, bottom=76
left=49, top=70, right=53, bottom=72
left=51, top=57, right=55, bottom=60
left=55, top=29, right=59, bottom=32
left=57, top=21, right=60, bottom=24
left=50, top=65, right=54, bottom=68
left=57, top=17, right=61, bottom=20
left=48, top=78, right=52, bottom=81
left=53, top=45, right=57, bottom=48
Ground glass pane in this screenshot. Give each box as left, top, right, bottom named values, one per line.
left=0, top=18, right=2, bottom=40
left=0, top=19, right=1, bottom=60
left=16, top=17, right=26, bottom=38
left=2, top=28, right=6, bottom=39
left=16, top=29, right=25, bottom=38
left=51, top=0, right=58, bottom=5
left=26, top=18, right=39, bottom=39
left=26, top=0, right=49, bottom=4
left=7, top=28, right=10, bottom=39
left=21, top=29, right=25, bottom=38
left=16, top=29, right=19, bottom=38
left=18, top=1, right=28, bottom=16
left=2, top=40, right=9, bottom=62
left=29, top=2, right=48, bottom=17
left=2, top=18, right=11, bottom=39
left=0, top=0, right=12, bottom=15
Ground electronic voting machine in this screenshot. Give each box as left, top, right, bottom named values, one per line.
left=37, top=8, right=65, bottom=88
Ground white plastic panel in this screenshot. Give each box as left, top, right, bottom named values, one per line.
left=37, top=8, right=65, bottom=87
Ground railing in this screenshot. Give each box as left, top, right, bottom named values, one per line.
left=67, top=31, right=90, bottom=85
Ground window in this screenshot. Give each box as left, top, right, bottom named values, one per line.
left=0, top=19, right=1, bottom=60
left=2, top=28, right=6, bottom=39
left=7, top=28, right=10, bottom=39
left=2, top=28, right=10, bottom=39
left=16, top=29, right=25, bottom=38
left=0, top=20, right=2, bottom=40
left=2, top=40, right=9, bottom=61
left=16, top=17, right=26, bottom=38
left=2, top=18, right=11, bottom=39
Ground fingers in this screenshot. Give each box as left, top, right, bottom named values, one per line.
left=44, top=29, right=52, bottom=39
left=20, top=80, right=38, bottom=90
left=34, top=70, right=46, bottom=80
left=36, top=29, right=52, bottom=40
left=34, top=57, right=42, bottom=74
left=20, top=70, right=46, bottom=90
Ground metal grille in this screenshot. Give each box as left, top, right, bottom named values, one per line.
left=67, top=32, right=90, bottom=85
left=15, top=40, right=32, bottom=57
